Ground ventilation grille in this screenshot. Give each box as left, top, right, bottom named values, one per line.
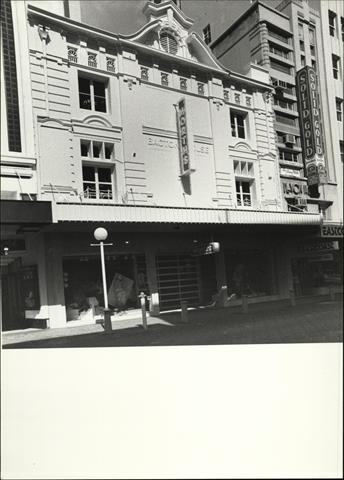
left=160, top=32, right=178, bottom=55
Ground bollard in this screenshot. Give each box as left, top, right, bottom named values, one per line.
left=181, top=301, right=188, bottom=323
left=289, top=289, right=296, bottom=307
left=329, top=285, right=336, bottom=301
left=139, top=292, right=148, bottom=330
left=103, top=308, right=112, bottom=334
left=242, top=295, right=248, bottom=313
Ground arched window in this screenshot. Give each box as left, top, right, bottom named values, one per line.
left=160, top=31, right=178, bottom=55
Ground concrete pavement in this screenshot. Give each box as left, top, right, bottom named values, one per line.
left=1, top=294, right=343, bottom=348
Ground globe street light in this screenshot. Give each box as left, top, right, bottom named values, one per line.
left=91, top=227, right=113, bottom=333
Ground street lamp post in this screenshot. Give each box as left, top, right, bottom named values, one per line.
left=91, top=227, right=113, bottom=333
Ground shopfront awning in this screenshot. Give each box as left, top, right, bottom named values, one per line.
left=53, top=202, right=321, bottom=226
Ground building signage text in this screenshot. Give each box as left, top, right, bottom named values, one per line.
left=282, top=180, right=308, bottom=196
left=296, top=66, right=327, bottom=186
left=177, top=98, right=194, bottom=176
left=320, top=224, right=344, bottom=238
left=147, top=137, right=177, bottom=150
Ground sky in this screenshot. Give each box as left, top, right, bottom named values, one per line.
left=80, top=0, right=282, bottom=40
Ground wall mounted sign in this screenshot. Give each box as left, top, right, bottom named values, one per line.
left=177, top=98, right=195, bottom=176
left=280, top=168, right=302, bottom=178
left=147, top=137, right=177, bottom=150
left=320, top=224, right=344, bottom=238
left=282, top=179, right=308, bottom=196
left=296, top=66, right=327, bottom=186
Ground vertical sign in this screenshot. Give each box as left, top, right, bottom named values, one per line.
left=296, top=66, right=327, bottom=186
left=177, top=98, right=194, bottom=176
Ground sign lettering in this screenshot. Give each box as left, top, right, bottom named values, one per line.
left=296, top=66, right=327, bottom=186
left=320, top=224, right=344, bottom=238
left=177, top=98, right=194, bottom=176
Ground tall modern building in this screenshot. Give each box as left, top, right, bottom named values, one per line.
left=0, top=0, right=341, bottom=331
left=210, top=0, right=343, bottom=225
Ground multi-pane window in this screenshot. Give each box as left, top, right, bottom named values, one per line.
left=329, top=10, right=336, bottom=37
left=234, top=160, right=254, bottom=177
left=78, top=76, right=107, bottom=112
left=332, top=55, right=340, bottom=79
left=82, top=166, right=113, bottom=200
left=336, top=98, right=343, bottom=121
left=269, top=44, right=290, bottom=59
left=270, top=59, right=292, bottom=75
left=279, top=150, right=300, bottom=162
left=230, top=112, right=246, bottom=138
left=80, top=140, right=114, bottom=160
left=1, top=0, right=22, bottom=152
left=203, top=24, right=212, bottom=45
left=236, top=181, right=252, bottom=207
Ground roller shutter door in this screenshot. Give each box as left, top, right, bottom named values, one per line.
left=156, top=254, right=200, bottom=311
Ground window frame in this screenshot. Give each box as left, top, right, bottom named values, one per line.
left=230, top=111, right=247, bottom=139
left=78, top=75, right=108, bottom=113
left=235, top=180, right=253, bottom=208
left=329, top=10, right=336, bottom=37
left=82, top=164, right=115, bottom=201
left=336, top=98, right=343, bottom=121
left=332, top=55, right=340, bottom=79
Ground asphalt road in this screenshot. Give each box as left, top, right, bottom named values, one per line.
left=2, top=296, right=343, bottom=349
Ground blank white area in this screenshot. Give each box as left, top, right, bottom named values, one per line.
left=1, top=343, right=343, bottom=479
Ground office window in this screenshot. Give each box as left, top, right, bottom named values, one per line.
left=311, top=59, right=317, bottom=70
left=336, top=98, right=343, bottom=121
left=309, top=28, right=315, bottom=45
left=236, top=181, right=252, bottom=207
left=1, top=0, right=22, bottom=152
left=270, top=59, right=292, bottom=75
left=78, top=76, right=107, bottom=112
left=82, top=166, right=114, bottom=200
left=230, top=112, right=246, bottom=139
left=332, top=55, right=340, bottom=79
left=160, top=31, right=178, bottom=55
left=203, top=24, right=212, bottom=45
left=299, top=40, right=305, bottom=51
left=310, top=44, right=316, bottom=56
left=300, top=55, right=306, bottom=66
left=340, top=141, right=344, bottom=162
left=298, top=22, right=304, bottom=40
left=329, top=10, right=336, bottom=37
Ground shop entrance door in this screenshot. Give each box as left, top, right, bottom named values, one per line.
left=156, top=254, right=200, bottom=311
left=1, top=258, right=25, bottom=331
